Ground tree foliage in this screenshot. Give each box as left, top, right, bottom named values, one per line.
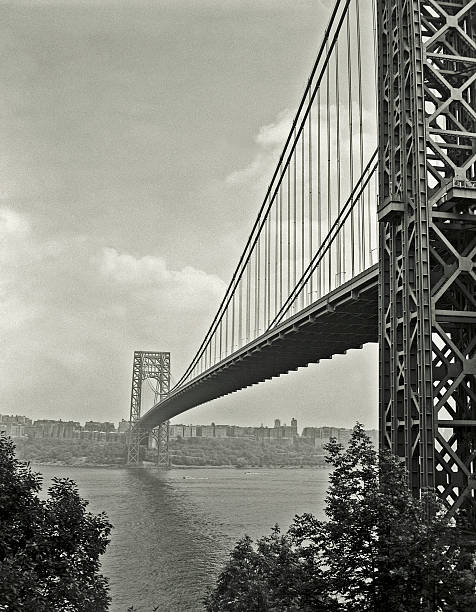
left=168, top=437, right=328, bottom=468
left=0, top=435, right=112, bottom=611
left=205, top=424, right=476, bottom=611
left=15, top=437, right=126, bottom=466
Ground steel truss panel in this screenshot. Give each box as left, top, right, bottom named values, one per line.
left=126, top=351, right=170, bottom=467
left=378, top=0, right=476, bottom=524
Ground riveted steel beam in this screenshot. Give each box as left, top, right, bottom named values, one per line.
left=127, top=351, right=170, bottom=467
left=377, top=0, right=476, bottom=524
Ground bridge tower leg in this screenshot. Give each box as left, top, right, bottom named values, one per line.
left=151, top=422, right=170, bottom=469
left=377, top=0, right=476, bottom=523
left=126, top=351, right=171, bottom=466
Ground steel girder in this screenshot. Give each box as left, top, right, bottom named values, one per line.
left=126, top=351, right=170, bottom=466
left=377, top=0, right=476, bottom=523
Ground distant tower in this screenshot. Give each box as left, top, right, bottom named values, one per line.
left=291, top=418, right=298, bottom=436
left=274, top=419, right=281, bottom=429
left=126, top=351, right=170, bottom=467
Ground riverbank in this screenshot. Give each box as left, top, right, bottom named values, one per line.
left=31, top=461, right=329, bottom=470
left=15, top=438, right=125, bottom=466
left=31, top=461, right=122, bottom=469
left=167, top=436, right=327, bottom=468
left=16, top=436, right=329, bottom=469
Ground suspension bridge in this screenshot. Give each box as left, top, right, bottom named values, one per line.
left=127, top=0, right=476, bottom=523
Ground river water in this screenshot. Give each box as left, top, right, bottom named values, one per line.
left=36, top=465, right=330, bottom=611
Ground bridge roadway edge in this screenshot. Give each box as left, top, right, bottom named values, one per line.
left=140, top=264, right=379, bottom=429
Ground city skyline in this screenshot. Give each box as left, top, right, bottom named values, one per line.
left=1, top=410, right=372, bottom=435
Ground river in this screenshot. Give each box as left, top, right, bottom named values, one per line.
left=36, top=465, right=330, bottom=611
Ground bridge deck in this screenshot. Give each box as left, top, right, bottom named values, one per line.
left=140, top=264, right=379, bottom=429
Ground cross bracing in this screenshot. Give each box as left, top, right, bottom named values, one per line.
left=127, top=351, right=170, bottom=465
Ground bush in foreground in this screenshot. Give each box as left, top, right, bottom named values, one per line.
left=0, top=435, right=112, bottom=611
left=205, top=424, right=476, bottom=611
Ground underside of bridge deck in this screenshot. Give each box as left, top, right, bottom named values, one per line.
left=140, top=264, right=378, bottom=429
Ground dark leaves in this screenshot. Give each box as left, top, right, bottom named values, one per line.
left=204, top=424, right=476, bottom=612
left=0, top=436, right=112, bottom=611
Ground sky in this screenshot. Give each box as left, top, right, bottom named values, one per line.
left=0, top=0, right=378, bottom=430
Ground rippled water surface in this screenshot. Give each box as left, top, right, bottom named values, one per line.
left=37, top=465, right=329, bottom=611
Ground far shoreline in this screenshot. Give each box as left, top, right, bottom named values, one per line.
left=31, top=461, right=329, bottom=470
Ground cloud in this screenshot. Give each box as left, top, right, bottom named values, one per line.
left=0, top=208, right=43, bottom=331
left=255, top=110, right=294, bottom=147
left=0, top=212, right=226, bottom=422
left=0, top=207, right=29, bottom=236
left=98, top=247, right=226, bottom=310
left=225, top=89, right=378, bottom=188
left=226, top=109, right=294, bottom=186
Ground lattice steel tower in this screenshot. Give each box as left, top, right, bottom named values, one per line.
left=377, top=0, right=476, bottom=523
left=127, top=351, right=170, bottom=467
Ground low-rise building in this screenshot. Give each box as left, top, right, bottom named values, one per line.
left=257, top=418, right=299, bottom=442
left=84, top=421, right=116, bottom=433
left=117, top=419, right=131, bottom=433
left=169, top=424, right=198, bottom=438
left=0, top=414, right=32, bottom=425
left=197, top=424, right=215, bottom=438
left=228, top=425, right=256, bottom=438
left=0, top=423, right=27, bottom=438
left=214, top=425, right=228, bottom=438
left=0, top=414, right=33, bottom=438
left=32, top=420, right=81, bottom=440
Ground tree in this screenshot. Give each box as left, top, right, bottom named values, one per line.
left=0, top=435, right=112, bottom=611
left=205, top=424, right=476, bottom=611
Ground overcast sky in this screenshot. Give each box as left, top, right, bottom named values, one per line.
left=1, top=0, right=378, bottom=430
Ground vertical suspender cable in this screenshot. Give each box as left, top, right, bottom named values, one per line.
left=246, top=261, right=250, bottom=342
left=299, top=127, right=303, bottom=306
left=219, top=319, right=222, bottom=361
left=364, top=4, right=371, bottom=267
left=288, top=151, right=292, bottom=300
left=335, top=40, right=342, bottom=285
left=372, top=0, right=379, bottom=261
left=267, top=211, right=271, bottom=326
left=308, top=86, right=313, bottom=303
left=356, top=0, right=364, bottom=271
left=347, top=10, right=355, bottom=278
left=253, top=249, right=257, bottom=339
left=292, top=126, right=298, bottom=308
left=214, top=322, right=217, bottom=365
left=301, top=119, right=305, bottom=310
left=317, top=87, right=322, bottom=297
left=326, top=40, right=332, bottom=292
left=225, top=306, right=229, bottom=357
left=293, top=127, right=297, bottom=307
left=264, top=218, right=268, bottom=327
left=274, top=195, right=278, bottom=319
left=367, top=171, right=372, bottom=262
left=256, top=237, right=260, bottom=337
left=238, top=276, right=242, bottom=348
left=231, top=293, right=235, bottom=352
left=279, top=172, right=283, bottom=308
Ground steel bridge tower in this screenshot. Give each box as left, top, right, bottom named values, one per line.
left=377, top=0, right=476, bottom=523
left=126, top=351, right=170, bottom=467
